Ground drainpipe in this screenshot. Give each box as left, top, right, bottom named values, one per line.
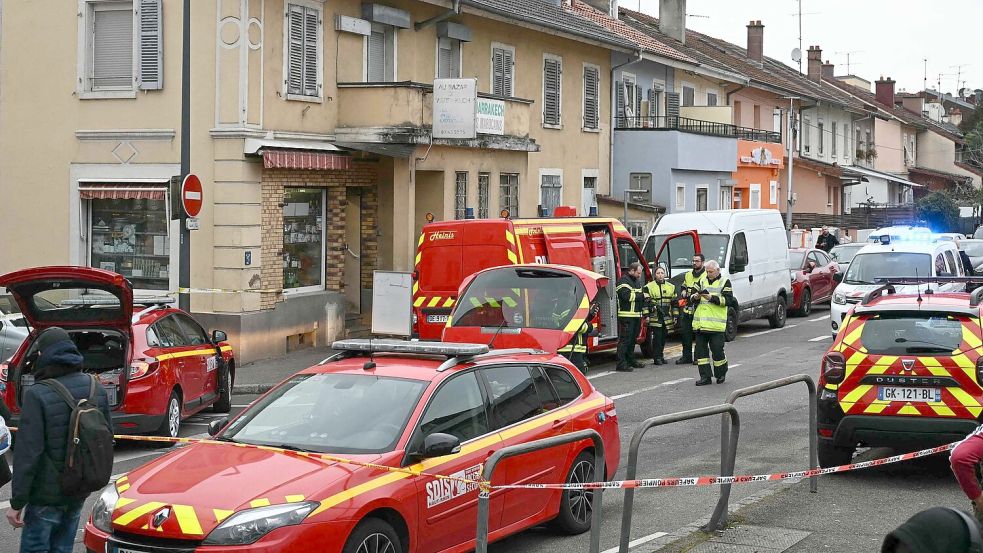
left=415, top=0, right=460, bottom=30
left=610, top=50, right=642, bottom=216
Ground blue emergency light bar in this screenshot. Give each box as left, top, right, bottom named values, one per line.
left=330, top=339, right=490, bottom=358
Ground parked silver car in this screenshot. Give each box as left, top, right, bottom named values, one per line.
left=829, top=243, right=866, bottom=274
left=0, top=292, right=41, bottom=361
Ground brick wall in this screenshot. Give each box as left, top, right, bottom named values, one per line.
left=259, top=161, right=379, bottom=310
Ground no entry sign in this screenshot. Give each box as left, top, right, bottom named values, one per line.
left=181, top=174, right=203, bottom=218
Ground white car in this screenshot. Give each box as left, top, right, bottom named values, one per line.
left=865, top=225, right=933, bottom=243
left=830, top=239, right=966, bottom=336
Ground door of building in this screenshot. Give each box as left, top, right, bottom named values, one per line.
left=344, top=189, right=362, bottom=313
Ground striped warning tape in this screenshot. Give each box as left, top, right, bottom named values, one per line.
left=175, top=287, right=282, bottom=294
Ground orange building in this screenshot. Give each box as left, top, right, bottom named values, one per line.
left=732, top=140, right=785, bottom=209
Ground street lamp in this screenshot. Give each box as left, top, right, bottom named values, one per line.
left=623, top=188, right=648, bottom=226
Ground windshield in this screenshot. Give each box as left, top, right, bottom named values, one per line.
left=830, top=244, right=864, bottom=264
left=644, top=234, right=730, bottom=269
left=843, top=252, right=932, bottom=285
left=858, top=312, right=965, bottom=354
left=222, top=373, right=427, bottom=454
left=451, top=267, right=586, bottom=330
left=789, top=251, right=806, bottom=269
left=963, top=242, right=983, bottom=257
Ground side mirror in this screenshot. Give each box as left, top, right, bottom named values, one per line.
left=211, top=330, right=228, bottom=344
left=833, top=272, right=844, bottom=283
left=208, top=418, right=228, bottom=437
left=421, top=433, right=461, bottom=458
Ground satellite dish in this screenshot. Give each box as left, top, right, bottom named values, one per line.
left=791, top=48, right=802, bottom=63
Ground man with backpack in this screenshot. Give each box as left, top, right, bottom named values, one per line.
left=6, top=327, right=113, bottom=553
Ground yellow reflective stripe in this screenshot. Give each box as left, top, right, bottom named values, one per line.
left=414, top=297, right=426, bottom=307
left=156, top=348, right=220, bottom=362
left=412, top=282, right=419, bottom=295
left=918, top=357, right=949, bottom=377
left=506, top=250, right=518, bottom=264
left=863, top=403, right=889, bottom=414
left=250, top=498, right=271, bottom=508
left=950, top=387, right=981, bottom=408
left=485, top=298, right=500, bottom=308
left=219, top=345, right=232, bottom=353
left=470, top=297, right=482, bottom=308
left=897, top=405, right=920, bottom=415
left=842, top=384, right=873, bottom=404
left=428, top=296, right=442, bottom=308
left=285, top=495, right=306, bottom=503
left=117, top=483, right=131, bottom=493
left=415, top=252, right=422, bottom=265
left=502, top=296, right=518, bottom=308
left=505, top=230, right=515, bottom=245
left=541, top=225, right=584, bottom=234
left=115, top=497, right=136, bottom=510
left=931, top=404, right=956, bottom=417
left=114, top=501, right=166, bottom=526
left=172, top=505, right=203, bottom=536
left=964, top=326, right=983, bottom=349
left=213, top=509, right=234, bottom=523
left=443, top=298, right=455, bottom=308
left=418, top=234, right=425, bottom=247
left=842, top=324, right=863, bottom=347
left=713, top=358, right=728, bottom=367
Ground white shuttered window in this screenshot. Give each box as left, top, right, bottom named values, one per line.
left=491, top=44, right=514, bottom=97
left=366, top=23, right=396, bottom=82
left=543, top=55, right=562, bottom=127
left=84, top=0, right=163, bottom=94
left=583, top=65, right=599, bottom=130
left=138, top=0, right=162, bottom=89
left=91, top=4, right=133, bottom=89
left=286, top=3, right=321, bottom=99
left=437, top=37, right=461, bottom=79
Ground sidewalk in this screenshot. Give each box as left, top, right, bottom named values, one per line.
left=232, top=346, right=337, bottom=394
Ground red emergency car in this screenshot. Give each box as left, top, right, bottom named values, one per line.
left=412, top=213, right=650, bottom=352
left=0, top=266, right=235, bottom=438
left=83, top=265, right=620, bottom=553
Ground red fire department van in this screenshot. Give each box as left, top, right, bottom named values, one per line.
left=412, top=211, right=651, bottom=354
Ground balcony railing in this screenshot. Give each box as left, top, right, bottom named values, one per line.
left=615, top=115, right=782, bottom=143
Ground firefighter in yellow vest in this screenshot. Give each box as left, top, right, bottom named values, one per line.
left=644, top=266, right=677, bottom=365
left=676, top=254, right=707, bottom=365
left=557, top=302, right=600, bottom=373
left=615, top=262, right=646, bottom=372
left=690, top=259, right=733, bottom=386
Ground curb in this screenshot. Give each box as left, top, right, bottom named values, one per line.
left=233, top=384, right=275, bottom=395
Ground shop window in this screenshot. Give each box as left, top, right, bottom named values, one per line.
left=500, top=173, right=519, bottom=216
left=85, top=185, right=170, bottom=291
left=477, top=173, right=490, bottom=218
left=282, top=188, right=325, bottom=292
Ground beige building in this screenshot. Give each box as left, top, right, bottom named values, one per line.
left=0, top=0, right=631, bottom=362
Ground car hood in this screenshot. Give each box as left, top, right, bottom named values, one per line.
left=111, top=442, right=388, bottom=540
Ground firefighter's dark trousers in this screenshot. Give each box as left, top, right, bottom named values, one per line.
left=617, top=317, right=641, bottom=370
left=678, top=312, right=694, bottom=361
left=695, top=330, right=728, bottom=380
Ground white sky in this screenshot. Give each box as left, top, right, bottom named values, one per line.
left=632, top=0, right=979, bottom=96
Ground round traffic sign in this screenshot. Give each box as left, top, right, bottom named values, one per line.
left=181, top=174, right=203, bottom=218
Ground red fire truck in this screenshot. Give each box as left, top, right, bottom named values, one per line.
left=412, top=209, right=651, bottom=353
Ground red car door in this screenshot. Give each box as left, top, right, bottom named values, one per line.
left=154, top=315, right=203, bottom=407
left=411, top=371, right=504, bottom=552
left=482, top=364, right=571, bottom=528
left=808, top=251, right=834, bottom=300
left=174, top=313, right=220, bottom=406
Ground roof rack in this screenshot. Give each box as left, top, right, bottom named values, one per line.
left=971, top=287, right=983, bottom=308
left=873, top=277, right=983, bottom=285
left=437, top=347, right=548, bottom=371
left=861, top=284, right=896, bottom=306
left=330, top=339, right=489, bottom=362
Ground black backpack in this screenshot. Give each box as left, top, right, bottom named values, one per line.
left=41, top=376, right=114, bottom=496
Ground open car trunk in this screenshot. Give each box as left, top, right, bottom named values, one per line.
left=13, top=328, right=130, bottom=410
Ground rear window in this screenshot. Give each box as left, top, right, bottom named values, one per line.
left=20, top=285, right=125, bottom=325
left=451, top=267, right=586, bottom=330
left=858, top=312, right=966, bottom=354
left=843, top=252, right=931, bottom=285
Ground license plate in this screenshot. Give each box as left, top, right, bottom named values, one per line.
left=426, top=315, right=449, bottom=324
left=878, top=386, right=940, bottom=402
left=114, top=547, right=149, bottom=553
left=104, top=385, right=117, bottom=405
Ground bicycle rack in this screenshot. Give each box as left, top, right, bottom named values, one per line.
left=619, top=404, right=740, bottom=553
left=476, top=429, right=605, bottom=553
left=707, top=374, right=818, bottom=531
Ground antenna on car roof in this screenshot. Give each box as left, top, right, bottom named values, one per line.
left=363, top=337, right=376, bottom=370
left=915, top=267, right=924, bottom=303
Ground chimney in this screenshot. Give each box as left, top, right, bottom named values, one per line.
left=821, top=60, right=835, bottom=80
left=875, top=76, right=896, bottom=107
left=582, top=0, right=618, bottom=17
left=659, top=0, right=687, bottom=44
left=806, top=46, right=822, bottom=82
left=746, top=20, right=763, bottom=62
left=949, top=108, right=963, bottom=127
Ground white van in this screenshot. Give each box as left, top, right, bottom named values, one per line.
left=830, top=238, right=965, bottom=336
left=643, top=209, right=792, bottom=341
left=865, top=225, right=932, bottom=243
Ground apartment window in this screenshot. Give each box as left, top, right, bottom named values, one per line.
left=706, top=91, right=718, bottom=107
left=366, top=23, right=396, bottom=82
left=436, top=37, right=461, bottom=79
left=682, top=85, right=695, bottom=107
left=282, top=188, right=325, bottom=292
left=675, top=185, right=686, bottom=210
left=582, top=175, right=597, bottom=216
left=827, top=185, right=834, bottom=207
left=543, top=55, right=562, bottom=127
left=81, top=0, right=163, bottom=95
left=477, top=173, right=490, bottom=218
left=856, top=127, right=863, bottom=149
left=540, top=172, right=562, bottom=216
left=802, top=115, right=811, bottom=153
left=583, top=64, right=600, bottom=130
left=454, top=172, right=468, bottom=219
left=618, top=73, right=639, bottom=124
left=733, top=100, right=742, bottom=125
left=285, top=2, right=322, bottom=99
left=753, top=105, right=762, bottom=129
left=831, top=121, right=838, bottom=157
left=719, top=186, right=733, bottom=209
left=817, top=120, right=824, bottom=154
left=629, top=173, right=652, bottom=195
left=769, top=181, right=778, bottom=205
left=749, top=184, right=761, bottom=209
left=696, top=187, right=708, bottom=211
left=491, top=44, right=514, bottom=97
left=648, top=86, right=661, bottom=118
left=500, top=173, right=519, bottom=216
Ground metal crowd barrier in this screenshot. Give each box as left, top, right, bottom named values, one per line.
left=618, top=404, right=741, bottom=553
left=475, top=429, right=605, bottom=553
left=708, top=375, right=818, bottom=531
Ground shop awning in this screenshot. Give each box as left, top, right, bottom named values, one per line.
left=261, top=148, right=352, bottom=170
left=842, top=166, right=924, bottom=187
left=79, top=183, right=167, bottom=200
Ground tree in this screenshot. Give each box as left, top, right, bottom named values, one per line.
left=916, top=191, right=960, bottom=232
left=961, top=104, right=983, bottom=171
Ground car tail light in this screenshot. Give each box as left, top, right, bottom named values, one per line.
left=822, top=352, right=846, bottom=384
left=818, top=428, right=834, bottom=438
left=129, top=358, right=160, bottom=379
left=604, top=401, right=617, bottom=421
left=0, top=363, right=8, bottom=382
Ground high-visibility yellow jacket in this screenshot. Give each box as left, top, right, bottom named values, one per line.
left=644, top=280, right=677, bottom=328
left=692, top=275, right=733, bottom=333
left=679, top=269, right=708, bottom=315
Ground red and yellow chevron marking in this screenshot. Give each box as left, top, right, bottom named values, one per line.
left=562, top=296, right=591, bottom=334
left=413, top=295, right=456, bottom=309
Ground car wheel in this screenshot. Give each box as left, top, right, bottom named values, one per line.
left=212, top=362, right=233, bottom=413
left=768, top=296, right=787, bottom=329
left=724, top=307, right=738, bottom=342
left=154, top=391, right=181, bottom=447
left=342, top=518, right=402, bottom=553
left=549, top=451, right=597, bottom=535
left=818, top=440, right=855, bottom=468
left=798, top=289, right=812, bottom=317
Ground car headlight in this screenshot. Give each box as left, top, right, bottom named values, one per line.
left=203, top=502, right=318, bottom=546
left=832, top=292, right=846, bottom=305
left=91, top=483, right=119, bottom=533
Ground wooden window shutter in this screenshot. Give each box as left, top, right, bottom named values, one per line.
left=583, top=66, right=598, bottom=129
left=492, top=48, right=505, bottom=95
left=138, top=0, right=163, bottom=90
left=616, top=79, right=625, bottom=121
left=647, top=89, right=657, bottom=117
left=543, top=57, right=561, bottom=126
left=302, top=7, right=319, bottom=96
left=286, top=5, right=304, bottom=94
left=666, top=92, right=680, bottom=118
left=503, top=49, right=514, bottom=96
left=634, top=84, right=642, bottom=118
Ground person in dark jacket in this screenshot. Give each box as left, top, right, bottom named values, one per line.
left=881, top=506, right=981, bottom=552
left=0, top=400, right=11, bottom=490
left=815, top=226, right=840, bottom=253
left=6, top=327, right=111, bottom=553
left=615, top=263, right=646, bottom=372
